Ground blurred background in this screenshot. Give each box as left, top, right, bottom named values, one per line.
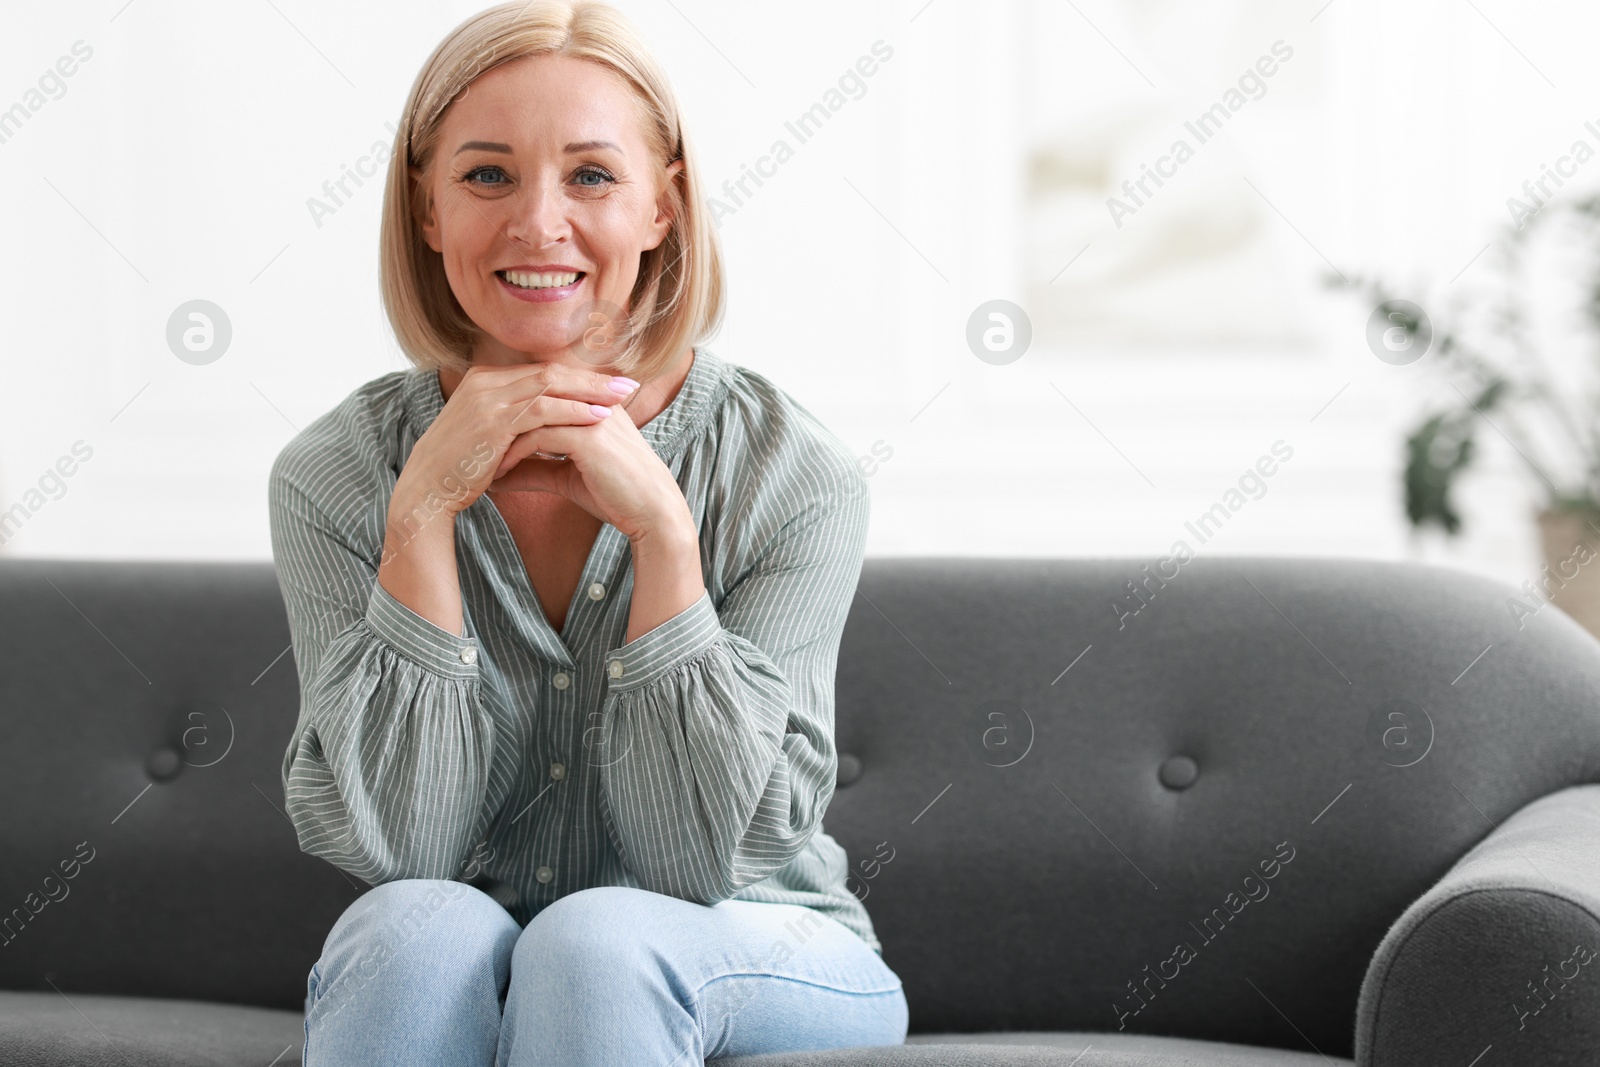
left=4, top=0, right=1600, bottom=628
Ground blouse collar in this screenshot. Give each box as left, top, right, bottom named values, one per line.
left=402, top=345, right=733, bottom=460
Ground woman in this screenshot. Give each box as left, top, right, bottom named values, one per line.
left=268, top=2, right=907, bottom=1064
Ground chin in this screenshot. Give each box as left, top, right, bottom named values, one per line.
left=490, top=327, right=577, bottom=360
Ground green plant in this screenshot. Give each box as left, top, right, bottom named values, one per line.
left=1326, top=193, right=1600, bottom=535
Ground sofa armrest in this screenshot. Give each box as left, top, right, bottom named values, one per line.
left=1355, top=783, right=1600, bottom=1066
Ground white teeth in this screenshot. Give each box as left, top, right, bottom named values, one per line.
left=502, top=270, right=580, bottom=289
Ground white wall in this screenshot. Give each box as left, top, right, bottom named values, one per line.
left=2, top=0, right=1597, bottom=599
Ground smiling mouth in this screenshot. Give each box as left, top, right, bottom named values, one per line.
left=497, top=269, right=586, bottom=290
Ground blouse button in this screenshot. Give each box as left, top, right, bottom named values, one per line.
left=458, top=646, right=478, bottom=665
left=536, top=866, right=554, bottom=884
left=587, top=582, right=607, bottom=601
left=552, top=671, right=570, bottom=690
left=550, top=761, right=566, bottom=781
left=608, top=659, right=624, bottom=679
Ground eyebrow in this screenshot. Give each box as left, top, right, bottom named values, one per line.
left=453, top=139, right=622, bottom=156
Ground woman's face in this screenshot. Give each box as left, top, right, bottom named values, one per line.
left=413, top=53, right=682, bottom=369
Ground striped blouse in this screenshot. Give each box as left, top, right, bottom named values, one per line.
left=268, top=344, right=881, bottom=954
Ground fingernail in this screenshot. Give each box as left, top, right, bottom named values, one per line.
left=590, top=404, right=612, bottom=417
left=608, top=377, right=640, bottom=394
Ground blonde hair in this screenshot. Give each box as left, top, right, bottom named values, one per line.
left=379, top=0, right=724, bottom=381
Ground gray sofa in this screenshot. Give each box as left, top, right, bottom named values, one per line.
left=3, top=554, right=1599, bottom=1066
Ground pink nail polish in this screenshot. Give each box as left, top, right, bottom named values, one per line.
left=590, top=404, right=612, bottom=417
left=608, top=377, right=640, bottom=394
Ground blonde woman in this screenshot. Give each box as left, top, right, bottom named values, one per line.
left=268, top=2, right=907, bottom=1064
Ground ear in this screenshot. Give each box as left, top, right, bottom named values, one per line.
left=642, top=157, right=685, bottom=253
left=410, top=163, right=443, bottom=254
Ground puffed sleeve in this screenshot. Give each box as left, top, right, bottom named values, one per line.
left=594, top=481, right=870, bottom=905
left=269, top=453, right=496, bottom=887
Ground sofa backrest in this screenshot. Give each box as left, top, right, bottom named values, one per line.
left=822, top=555, right=1600, bottom=1057
left=2, top=556, right=1598, bottom=1058
left=0, top=560, right=332, bottom=1011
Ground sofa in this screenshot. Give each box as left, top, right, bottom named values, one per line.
left=2, top=554, right=1598, bottom=1066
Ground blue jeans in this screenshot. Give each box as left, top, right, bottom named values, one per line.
left=301, top=880, right=909, bottom=1066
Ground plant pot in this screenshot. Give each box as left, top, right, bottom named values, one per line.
left=1534, top=507, right=1600, bottom=641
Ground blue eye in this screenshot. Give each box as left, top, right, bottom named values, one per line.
left=462, top=165, right=506, bottom=186
left=574, top=167, right=614, bottom=187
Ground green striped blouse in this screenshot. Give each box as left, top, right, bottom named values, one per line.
left=268, top=345, right=881, bottom=954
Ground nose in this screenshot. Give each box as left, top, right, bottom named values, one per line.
left=505, top=172, right=570, bottom=249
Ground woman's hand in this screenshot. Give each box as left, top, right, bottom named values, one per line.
left=395, top=362, right=639, bottom=518
left=488, top=388, right=687, bottom=544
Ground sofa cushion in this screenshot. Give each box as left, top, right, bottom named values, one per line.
left=0, top=991, right=304, bottom=1067
left=713, top=1031, right=1350, bottom=1064
left=0, top=991, right=1349, bottom=1067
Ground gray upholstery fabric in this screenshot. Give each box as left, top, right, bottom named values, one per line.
left=2, top=555, right=1598, bottom=1066
left=1355, top=784, right=1600, bottom=1065
left=725, top=1032, right=1350, bottom=1065
left=0, top=991, right=1347, bottom=1067
left=820, top=555, right=1600, bottom=1058
left=0, top=991, right=303, bottom=1067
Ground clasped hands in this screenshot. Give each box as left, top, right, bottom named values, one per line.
left=403, top=361, right=687, bottom=545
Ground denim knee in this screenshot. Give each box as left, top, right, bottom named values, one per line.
left=510, top=886, right=652, bottom=982
left=309, top=878, right=520, bottom=1020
